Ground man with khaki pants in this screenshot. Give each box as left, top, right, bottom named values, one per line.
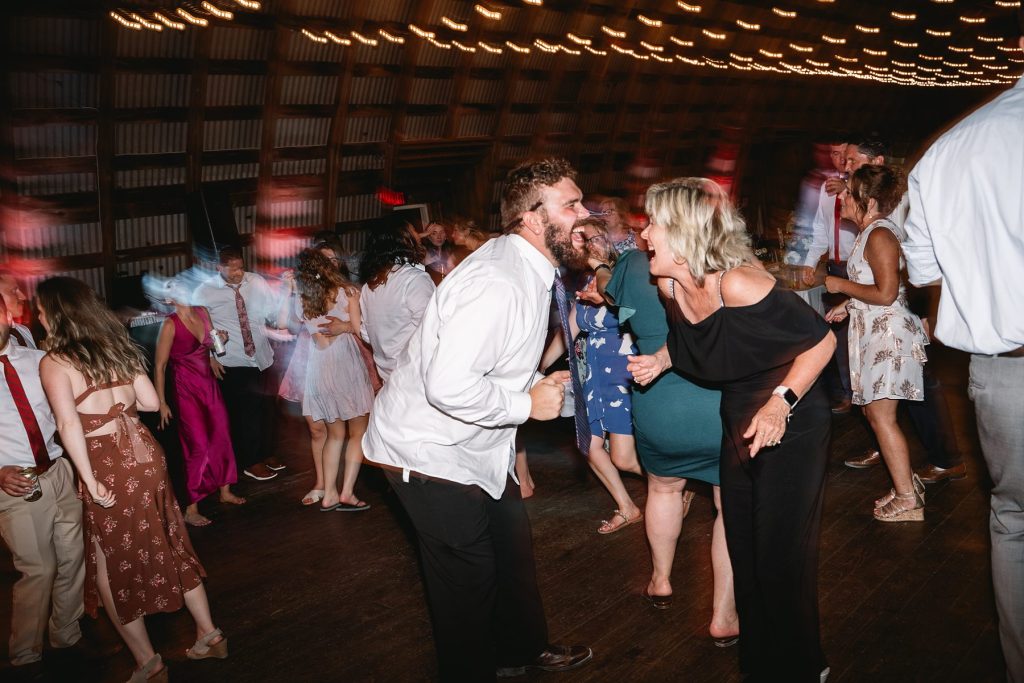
left=0, top=294, right=85, bottom=674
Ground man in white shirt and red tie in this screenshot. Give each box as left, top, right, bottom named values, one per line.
left=0, top=267, right=36, bottom=349
left=0, top=293, right=88, bottom=674
left=194, top=246, right=285, bottom=482
left=903, top=16, right=1024, bottom=679
left=363, top=158, right=593, bottom=681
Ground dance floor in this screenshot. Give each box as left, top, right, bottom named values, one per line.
left=0, top=346, right=1005, bottom=682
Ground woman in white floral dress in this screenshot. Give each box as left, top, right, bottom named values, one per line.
left=825, top=165, right=929, bottom=522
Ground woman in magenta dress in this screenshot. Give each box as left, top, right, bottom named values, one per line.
left=154, top=280, right=244, bottom=527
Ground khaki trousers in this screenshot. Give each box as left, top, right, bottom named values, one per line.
left=0, top=458, right=84, bottom=665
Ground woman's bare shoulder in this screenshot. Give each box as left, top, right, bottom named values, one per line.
left=720, top=264, right=775, bottom=307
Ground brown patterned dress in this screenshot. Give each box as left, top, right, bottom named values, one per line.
left=846, top=219, right=929, bottom=406
left=76, top=380, right=206, bottom=625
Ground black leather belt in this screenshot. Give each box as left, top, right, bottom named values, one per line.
left=997, top=346, right=1024, bottom=358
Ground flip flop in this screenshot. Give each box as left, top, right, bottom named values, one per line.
left=712, top=635, right=740, bottom=648
left=597, top=509, right=643, bottom=535
left=302, top=489, right=325, bottom=506
left=335, top=501, right=371, bottom=512
left=319, top=503, right=341, bottom=512
left=642, top=587, right=672, bottom=610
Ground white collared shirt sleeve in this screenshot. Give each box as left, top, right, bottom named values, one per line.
left=800, top=183, right=833, bottom=268
left=903, top=170, right=942, bottom=287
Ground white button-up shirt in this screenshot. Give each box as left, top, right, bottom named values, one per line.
left=359, top=263, right=435, bottom=382
left=363, top=234, right=554, bottom=499
left=8, top=323, right=36, bottom=349
left=193, top=272, right=279, bottom=371
left=904, top=76, right=1024, bottom=355
left=795, top=179, right=860, bottom=267
left=0, top=341, right=63, bottom=468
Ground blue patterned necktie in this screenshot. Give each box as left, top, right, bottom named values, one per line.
left=552, top=273, right=592, bottom=454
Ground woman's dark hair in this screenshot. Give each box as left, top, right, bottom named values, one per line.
left=359, top=214, right=425, bottom=288
left=312, top=240, right=351, bottom=279
left=296, top=248, right=351, bottom=319
left=36, top=277, right=147, bottom=384
left=849, top=164, right=904, bottom=219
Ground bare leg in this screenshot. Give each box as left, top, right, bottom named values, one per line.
left=182, top=582, right=222, bottom=645
left=184, top=503, right=211, bottom=527
left=708, top=486, right=739, bottom=639
left=339, top=415, right=368, bottom=506
left=92, top=540, right=161, bottom=672
left=306, top=415, right=327, bottom=490
left=645, top=474, right=687, bottom=596
left=218, top=485, right=245, bottom=505
left=589, top=434, right=641, bottom=532
left=864, top=399, right=914, bottom=495
left=515, top=435, right=535, bottom=499
left=608, top=432, right=642, bottom=475
left=320, top=419, right=345, bottom=509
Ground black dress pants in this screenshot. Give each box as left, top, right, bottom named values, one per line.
left=219, top=365, right=276, bottom=469
left=385, top=470, right=548, bottom=682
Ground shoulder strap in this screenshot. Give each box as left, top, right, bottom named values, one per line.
left=74, top=379, right=133, bottom=406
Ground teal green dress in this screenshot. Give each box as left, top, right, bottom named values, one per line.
left=605, top=249, right=723, bottom=484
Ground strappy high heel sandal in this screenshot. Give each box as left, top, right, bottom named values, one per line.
left=874, top=473, right=925, bottom=509
left=127, top=654, right=167, bottom=683
left=186, top=628, right=228, bottom=660
left=874, top=486, right=925, bottom=522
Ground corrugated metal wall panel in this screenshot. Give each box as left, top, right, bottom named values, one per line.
left=274, top=118, right=330, bottom=147
left=272, top=158, right=326, bottom=176
left=344, top=115, right=390, bottom=143
left=524, top=51, right=556, bottom=70
left=535, top=8, right=568, bottom=34
left=17, top=172, right=96, bottom=196
left=337, top=230, right=368, bottom=253
left=475, top=51, right=509, bottom=69
left=578, top=172, right=600, bottom=193
left=456, top=113, right=493, bottom=138
left=463, top=79, right=503, bottom=105
left=546, top=141, right=570, bottom=158
left=13, top=124, right=97, bottom=159
left=209, top=27, right=272, bottom=60
left=115, top=167, right=187, bottom=189
left=287, top=33, right=344, bottom=63
left=115, top=122, right=187, bottom=155
left=292, top=0, right=350, bottom=17
left=116, top=213, right=189, bottom=250
left=202, top=163, right=260, bottom=181
left=8, top=221, right=103, bottom=258
left=584, top=112, right=614, bottom=132
left=349, top=77, right=396, bottom=105
left=206, top=75, right=266, bottom=106
left=7, top=17, right=99, bottom=57
left=364, top=0, right=413, bottom=22
left=118, top=253, right=190, bottom=279
left=203, top=120, right=262, bottom=150
left=280, top=75, right=338, bottom=105
left=116, top=26, right=196, bottom=59
left=9, top=72, right=100, bottom=109
left=335, top=194, right=379, bottom=222
left=114, top=74, right=192, bottom=108
left=548, top=112, right=576, bottom=134
left=340, top=154, right=385, bottom=171
left=234, top=205, right=257, bottom=235
left=623, top=111, right=646, bottom=132
left=408, top=78, right=452, bottom=105
left=25, top=267, right=106, bottom=299
left=513, top=79, right=546, bottom=104
left=419, top=43, right=460, bottom=68
left=505, top=113, right=539, bottom=136
left=358, top=42, right=403, bottom=66
left=500, top=142, right=531, bottom=160
left=403, top=114, right=447, bottom=140
left=268, top=199, right=322, bottom=228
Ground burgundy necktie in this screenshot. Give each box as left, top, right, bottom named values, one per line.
left=226, top=283, right=256, bottom=357
left=1, top=355, right=51, bottom=472
left=833, top=195, right=842, bottom=263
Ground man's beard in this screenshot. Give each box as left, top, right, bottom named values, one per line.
left=544, top=217, right=588, bottom=271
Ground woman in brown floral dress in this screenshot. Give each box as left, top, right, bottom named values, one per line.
left=37, top=277, right=228, bottom=682
left=824, top=166, right=929, bottom=522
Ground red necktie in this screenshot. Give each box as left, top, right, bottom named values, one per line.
left=833, top=195, right=842, bottom=263
left=1, top=355, right=51, bottom=472
left=226, top=283, right=256, bottom=357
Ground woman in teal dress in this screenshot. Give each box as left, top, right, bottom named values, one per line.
left=597, top=247, right=739, bottom=644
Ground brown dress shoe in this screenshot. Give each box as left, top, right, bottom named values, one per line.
left=844, top=450, right=881, bottom=469
left=917, top=462, right=967, bottom=484
left=496, top=645, right=593, bottom=677
left=831, top=398, right=852, bottom=414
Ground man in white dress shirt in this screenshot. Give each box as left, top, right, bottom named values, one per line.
left=903, top=19, right=1024, bottom=680
left=0, top=268, right=36, bottom=349
left=193, top=246, right=284, bottom=481
left=0, top=295, right=87, bottom=673
left=363, top=158, right=592, bottom=681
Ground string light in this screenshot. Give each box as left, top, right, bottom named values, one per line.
left=176, top=8, right=209, bottom=26
left=427, top=37, right=451, bottom=50
left=567, top=33, right=591, bottom=46
left=523, top=0, right=543, bottom=5
left=891, top=11, right=917, bottom=20
left=759, top=48, right=782, bottom=58
left=919, top=54, right=943, bottom=60
left=110, top=10, right=142, bottom=30
left=944, top=61, right=968, bottom=67
left=995, top=0, right=1021, bottom=7
left=789, top=43, right=813, bottom=52
left=807, top=59, right=829, bottom=67
left=930, top=0, right=954, bottom=4
left=926, top=29, right=952, bottom=37
left=670, top=36, right=694, bottom=47
left=505, top=40, right=530, bottom=53
left=301, top=28, right=327, bottom=43
left=351, top=31, right=378, bottom=46
left=864, top=48, right=887, bottom=56
left=772, top=7, right=797, bottom=18
left=129, top=12, right=163, bottom=31
left=409, top=25, right=435, bottom=39
left=474, top=5, right=502, bottom=20
left=736, top=20, right=761, bottom=31
left=324, top=30, right=352, bottom=45
left=960, top=16, right=986, bottom=24
left=452, top=40, right=476, bottom=52
left=650, top=53, right=672, bottom=63
left=232, top=0, right=261, bottom=9
left=584, top=46, right=607, bottom=56
left=949, top=46, right=974, bottom=52
left=977, top=36, right=1003, bottom=43
left=379, top=29, right=404, bottom=44
left=892, top=59, right=916, bottom=67
left=441, top=17, right=467, bottom=31
left=153, top=12, right=186, bottom=30
left=677, top=2, right=702, bottom=13
left=893, top=40, right=919, bottom=48
left=834, top=54, right=859, bottom=63
left=601, top=26, right=626, bottom=39
left=855, top=25, right=880, bottom=34
left=970, top=53, right=996, bottom=60
left=478, top=41, right=502, bottom=54
left=640, top=41, right=664, bottom=52
left=558, top=44, right=580, bottom=55
left=637, top=15, right=662, bottom=27
left=200, top=2, right=234, bottom=20
left=534, top=38, right=557, bottom=53
left=998, top=44, right=1024, bottom=52
left=702, top=28, right=726, bottom=40
left=730, top=53, right=753, bottom=62
left=822, top=35, right=846, bottom=44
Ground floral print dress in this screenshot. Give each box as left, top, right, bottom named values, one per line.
left=846, top=219, right=928, bottom=405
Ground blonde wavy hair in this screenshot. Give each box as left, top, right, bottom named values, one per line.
left=644, top=178, right=753, bottom=286
left=35, top=277, right=147, bottom=385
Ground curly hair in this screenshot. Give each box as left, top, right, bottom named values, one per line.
left=35, top=277, right=148, bottom=385
left=644, top=178, right=753, bottom=287
left=296, top=248, right=352, bottom=319
left=849, top=165, right=905, bottom=219
left=500, top=157, right=577, bottom=232
left=359, top=215, right=425, bottom=288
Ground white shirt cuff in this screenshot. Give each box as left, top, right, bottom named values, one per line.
left=508, top=391, right=533, bottom=425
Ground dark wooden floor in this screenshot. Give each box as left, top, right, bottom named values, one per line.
left=1, top=346, right=1006, bottom=682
